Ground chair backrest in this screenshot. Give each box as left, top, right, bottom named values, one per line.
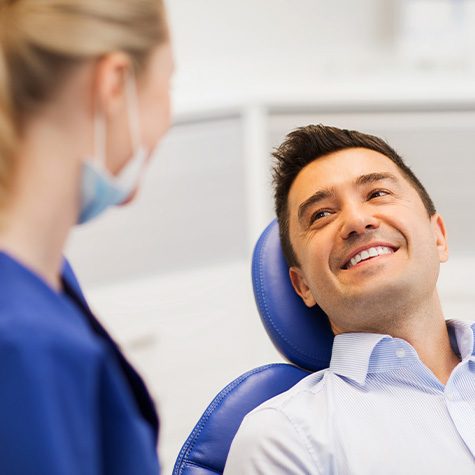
left=173, top=220, right=334, bottom=474
left=172, top=364, right=309, bottom=475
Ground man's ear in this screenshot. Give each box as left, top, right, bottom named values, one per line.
left=289, top=266, right=317, bottom=307
left=431, top=213, right=448, bottom=263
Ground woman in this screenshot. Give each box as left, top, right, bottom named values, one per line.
left=0, top=0, right=173, bottom=473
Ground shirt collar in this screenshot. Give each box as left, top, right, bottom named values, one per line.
left=329, top=332, right=391, bottom=385
left=328, top=319, right=475, bottom=385
left=446, top=319, right=475, bottom=360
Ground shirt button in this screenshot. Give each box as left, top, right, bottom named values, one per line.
left=396, top=348, right=406, bottom=358
left=446, top=391, right=456, bottom=401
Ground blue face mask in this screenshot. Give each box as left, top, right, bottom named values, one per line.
left=77, top=74, right=148, bottom=225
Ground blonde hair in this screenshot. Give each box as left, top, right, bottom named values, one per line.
left=0, top=0, right=168, bottom=206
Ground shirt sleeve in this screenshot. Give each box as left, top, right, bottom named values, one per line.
left=0, top=334, right=101, bottom=475
left=224, top=407, right=321, bottom=475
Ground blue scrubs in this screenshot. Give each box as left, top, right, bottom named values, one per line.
left=0, top=252, right=160, bottom=474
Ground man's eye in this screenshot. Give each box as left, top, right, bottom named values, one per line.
left=310, top=209, right=331, bottom=223
left=368, top=189, right=390, bottom=199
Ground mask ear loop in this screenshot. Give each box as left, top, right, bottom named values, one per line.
left=92, top=69, right=139, bottom=174
left=94, top=108, right=107, bottom=171
left=125, top=69, right=143, bottom=154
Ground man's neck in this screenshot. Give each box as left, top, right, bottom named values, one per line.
left=333, top=295, right=461, bottom=385
left=391, top=315, right=460, bottom=385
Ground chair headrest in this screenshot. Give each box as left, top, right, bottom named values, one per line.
left=252, top=220, right=334, bottom=371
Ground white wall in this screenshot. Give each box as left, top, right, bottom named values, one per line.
left=167, top=0, right=395, bottom=107
left=167, top=0, right=475, bottom=110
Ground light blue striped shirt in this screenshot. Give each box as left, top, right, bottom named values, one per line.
left=224, top=319, right=475, bottom=474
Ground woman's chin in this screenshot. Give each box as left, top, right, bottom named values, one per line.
left=119, top=188, right=139, bottom=206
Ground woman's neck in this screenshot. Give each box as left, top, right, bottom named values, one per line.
left=0, top=119, right=84, bottom=291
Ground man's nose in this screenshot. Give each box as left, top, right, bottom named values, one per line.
left=339, top=203, right=380, bottom=240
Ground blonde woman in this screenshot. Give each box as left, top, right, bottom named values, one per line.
left=0, top=1, right=173, bottom=473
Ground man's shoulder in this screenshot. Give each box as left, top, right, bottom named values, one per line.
left=247, top=367, right=332, bottom=420
left=225, top=369, right=335, bottom=474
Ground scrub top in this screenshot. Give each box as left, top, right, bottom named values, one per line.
left=0, top=252, right=160, bottom=475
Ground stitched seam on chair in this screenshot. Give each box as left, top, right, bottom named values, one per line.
left=255, top=224, right=318, bottom=358
left=174, top=364, right=287, bottom=474
left=183, top=460, right=222, bottom=474
left=254, top=223, right=322, bottom=361
left=173, top=363, right=292, bottom=475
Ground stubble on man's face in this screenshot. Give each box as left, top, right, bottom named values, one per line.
left=287, top=148, right=447, bottom=334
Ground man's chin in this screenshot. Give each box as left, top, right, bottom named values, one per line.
left=338, top=280, right=411, bottom=317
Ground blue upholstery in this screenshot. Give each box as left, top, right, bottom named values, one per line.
left=173, top=219, right=334, bottom=474
left=173, top=364, right=309, bottom=475
left=252, top=220, right=333, bottom=371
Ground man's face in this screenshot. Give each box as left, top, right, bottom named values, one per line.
left=287, top=148, right=448, bottom=334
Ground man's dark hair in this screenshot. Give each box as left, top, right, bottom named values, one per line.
left=272, top=124, right=436, bottom=267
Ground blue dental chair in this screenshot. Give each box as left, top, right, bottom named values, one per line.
left=173, top=220, right=334, bottom=475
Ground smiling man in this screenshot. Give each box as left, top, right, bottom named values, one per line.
left=224, top=125, right=475, bottom=474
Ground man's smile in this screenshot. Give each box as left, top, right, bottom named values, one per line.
left=340, top=243, right=399, bottom=270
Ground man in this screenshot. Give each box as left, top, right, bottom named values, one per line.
left=224, top=125, right=475, bottom=474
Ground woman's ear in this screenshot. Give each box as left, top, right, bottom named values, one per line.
left=289, top=266, right=317, bottom=307
left=93, top=52, right=131, bottom=118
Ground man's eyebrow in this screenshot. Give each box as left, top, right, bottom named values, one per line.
left=298, top=188, right=336, bottom=223
left=356, top=172, right=399, bottom=186
left=297, top=172, right=399, bottom=224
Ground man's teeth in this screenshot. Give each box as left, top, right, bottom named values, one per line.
left=347, top=246, right=393, bottom=269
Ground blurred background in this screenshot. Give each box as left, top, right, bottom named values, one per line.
left=65, top=1, right=475, bottom=472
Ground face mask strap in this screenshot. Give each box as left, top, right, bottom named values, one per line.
left=94, top=109, right=107, bottom=170
left=125, top=69, right=143, bottom=154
